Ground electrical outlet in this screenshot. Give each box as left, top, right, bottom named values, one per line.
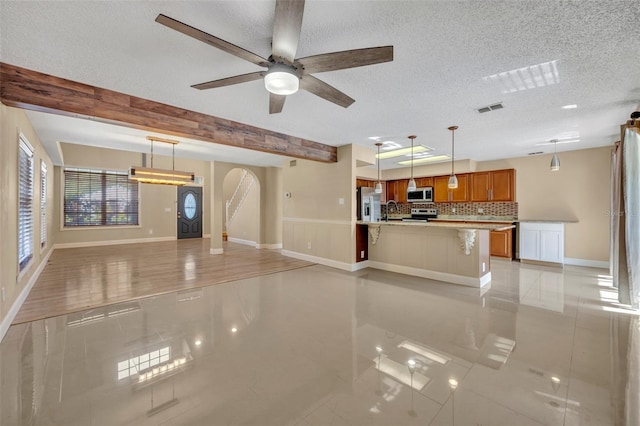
left=339, top=198, right=344, bottom=205
left=307, top=242, right=312, bottom=249
left=478, top=208, right=484, bottom=214
left=452, top=207, right=456, bottom=213
left=148, top=229, right=153, bottom=235
left=1, top=287, right=5, bottom=302
left=360, top=250, right=365, bottom=259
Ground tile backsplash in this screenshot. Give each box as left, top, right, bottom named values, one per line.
left=383, top=201, right=518, bottom=218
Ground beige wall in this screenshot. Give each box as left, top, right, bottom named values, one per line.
left=282, top=145, right=354, bottom=265
left=0, top=105, right=54, bottom=327
left=210, top=162, right=282, bottom=252
left=52, top=143, right=211, bottom=246
left=477, top=147, right=611, bottom=262
left=223, top=168, right=260, bottom=244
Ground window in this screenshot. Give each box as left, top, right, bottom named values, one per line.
left=40, top=161, right=47, bottom=248
left=64, top=168, right=139, bottom=227
left=18, top=136, right=34, bottom=271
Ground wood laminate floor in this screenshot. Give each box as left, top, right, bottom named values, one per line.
left=13, top=239, right=313, bottom=324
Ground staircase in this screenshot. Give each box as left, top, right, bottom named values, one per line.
left=225, top=170, right=255, bottom=231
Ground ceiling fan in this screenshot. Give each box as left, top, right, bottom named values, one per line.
left=155, top=0, right=393, bottom=114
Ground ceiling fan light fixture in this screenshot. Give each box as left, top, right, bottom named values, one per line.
left=264, top=64, right=299, bottom=95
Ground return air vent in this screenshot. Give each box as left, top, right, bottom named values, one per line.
left=477, top=102, right=504, bottom=113
left=289, top=160, right=297, bottom=167
left=528, top=151, right=544, bottom=155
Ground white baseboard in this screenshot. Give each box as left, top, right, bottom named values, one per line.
left=281, top=250, right=355, bottom=272
left=564, top=258, right=610, bottom=269
left=210, top=248, right=224, bottom=255
left=1, top=249, right=53, bottom=342
left=227, top=237, right=257, bottom=247
left=368, top=260, right=491, bottom=288
left=256, top=243, right=283, bottom=249
left=351, top=261, right=372, bottom=271
left=54, top=236, right=176, bottom=249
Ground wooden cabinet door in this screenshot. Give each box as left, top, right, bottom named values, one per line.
left=386, top=180, right=397, bottom=202
left=490, top=169, right=515, bottom=201
left=396, top=179, right=408, bottom=203
left=433, top=175, right=450, bottom=202
left=449, top=173, right=469, bottom=202
left=415, top=177, right=433, bottom=188
left=470, top=172, right=490, bottom=202
left=490, top=229, right=512, bottom=258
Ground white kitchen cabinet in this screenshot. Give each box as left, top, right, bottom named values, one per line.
left=518, top=222, right=564, bottom=264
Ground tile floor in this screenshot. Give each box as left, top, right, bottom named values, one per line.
left=1, top=259, right=638, bottom=425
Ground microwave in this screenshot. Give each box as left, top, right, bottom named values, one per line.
left=407, top=187, right=433, bottom=203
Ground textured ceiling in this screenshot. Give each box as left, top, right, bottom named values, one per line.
left=1, top=1, right=639, bottom=169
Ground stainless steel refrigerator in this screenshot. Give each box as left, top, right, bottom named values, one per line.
left=357, top=187, right=381, bottom=222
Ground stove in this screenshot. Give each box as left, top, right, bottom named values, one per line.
left=409, top=208, right=438, bottom=221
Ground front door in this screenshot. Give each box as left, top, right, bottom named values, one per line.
left=177, top=186, right=202, bottom=239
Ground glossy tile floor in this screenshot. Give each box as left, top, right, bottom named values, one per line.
left=1, top=259, right=638, bottom=425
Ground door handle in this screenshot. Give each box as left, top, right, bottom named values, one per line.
left=177, top=212, right=181, bottom=219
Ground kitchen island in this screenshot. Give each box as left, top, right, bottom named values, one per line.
left=357, top=221, right=515, bottom=288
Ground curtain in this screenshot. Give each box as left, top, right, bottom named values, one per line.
left=612, top=123, right=640, bottom=309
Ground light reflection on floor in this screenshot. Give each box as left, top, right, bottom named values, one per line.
left=1, top=260, right=636, bottom=425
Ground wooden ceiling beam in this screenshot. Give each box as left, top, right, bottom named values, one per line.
left=0, top=62, right=337, bottom=163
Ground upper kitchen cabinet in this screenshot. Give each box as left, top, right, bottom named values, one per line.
left=470, top=169, right=515, bottom=202
left=356, top=178, right=376, bottom=188
left=386, top=179, right=408, bottom=203
left=434, top=174, right=469, bottom=202
left=414, top=177, right=433, bottom=188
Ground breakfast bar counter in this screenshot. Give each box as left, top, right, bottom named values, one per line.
left=357, top=221, right=515, bottom=288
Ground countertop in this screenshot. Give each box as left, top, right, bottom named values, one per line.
left=357, top=220, right=515, bottom=231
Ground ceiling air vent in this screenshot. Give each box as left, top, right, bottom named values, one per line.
left=477, top=102, right=504, bottom=113
left=289, top=160, right=297, bottom=167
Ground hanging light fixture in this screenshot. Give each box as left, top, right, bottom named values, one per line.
left=550, top=139, right=560, bottom=171
left=129, top=136, right=195, bottom=185
left=448, top=126, right=459, bottom=189
left=375, top=142, right=383, bottom=193
left=407, top=135, right=417, bottom=192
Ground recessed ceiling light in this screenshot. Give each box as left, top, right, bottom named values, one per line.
left=397, top=155, right=450, bottom=165
left=377, top=145, right=432, bottom=159
left=561, top=104, right=578, bottom=109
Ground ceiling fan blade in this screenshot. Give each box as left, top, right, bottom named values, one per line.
left=300, top=75, right=355, bottom=108
left=269, top=93, right=287, bottom=114
left=191, top=72, right=264, bottom=90
left=156, top=14, right=269, bottom=67
left=271, top=0, right=305, bottom=64
left=296, top=46, right=393, bottom=74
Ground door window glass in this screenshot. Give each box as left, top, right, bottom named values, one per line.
left=184, top=193, right=196, bottom=219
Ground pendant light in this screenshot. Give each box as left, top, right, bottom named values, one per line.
left=550, top=139, right=560, bottom=171
left=447, top=126, right=459, bottom=189
left=375, top=142, right=383, bottom=193
left=407, top=135, right=417, bottom=192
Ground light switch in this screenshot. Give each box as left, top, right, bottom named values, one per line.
left=339, top=198, right=344, bottom=205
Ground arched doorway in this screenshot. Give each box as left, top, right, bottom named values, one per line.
left=222, top=168, right=261, bottom=247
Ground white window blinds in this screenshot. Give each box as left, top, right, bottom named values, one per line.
left=64, top=169, right=139, bottom=227
left=40, top=161, right=47, bottom=248
left=18, top=136, right=34, bottom=270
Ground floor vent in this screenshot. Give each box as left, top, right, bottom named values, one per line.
left=477, top=102, right=504, bottom=113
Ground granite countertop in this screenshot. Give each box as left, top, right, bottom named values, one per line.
left=357, top=220, right=515, bottom=231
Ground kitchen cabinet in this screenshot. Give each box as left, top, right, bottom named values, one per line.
left=470, top=169, right=515, bottom=202
left=386, top=179, right=408, bottom=203
left=490, top=229, right=513, bottom=258
left=519, top=222, right=564, bottom=264
left=414, top=177, right=433, bottom=188
left=434, top=174, right=469, bottom=202
left=356, top=179, right=376, bottom=188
